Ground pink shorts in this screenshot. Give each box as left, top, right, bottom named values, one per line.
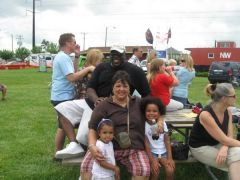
left=81, top=149, right=150, bottom=177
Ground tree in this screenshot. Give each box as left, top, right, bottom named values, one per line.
left=47, top=42, right=59, bottom=54
left=0, top=50, right=14, bottom=61
left=15, top=47, right=31, bottom=61
left=41, top=39, right=49, bottom=47
left=31, top=46, right=42, bottom=54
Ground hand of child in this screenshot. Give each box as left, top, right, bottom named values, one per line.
left=167, top=158, right=175, bottom=169
left=157, top=117, right=164, bottom=134
left=114, top=166, right=120, bottom=180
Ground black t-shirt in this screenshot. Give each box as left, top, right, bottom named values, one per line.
left=85, top=62, right=150, bottom=108
left=189, top=105, right=229, bottom=148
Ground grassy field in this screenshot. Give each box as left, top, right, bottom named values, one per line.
left=0, top=69, right=239, bottom=180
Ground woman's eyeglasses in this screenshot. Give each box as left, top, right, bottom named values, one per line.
left=180, top=59, right=185, bottom=63
left=226, top=94, right=236, bottom=98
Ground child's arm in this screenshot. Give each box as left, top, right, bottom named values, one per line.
left=157, top=116, right=164, bottom=134
left=98, top=161, right=120, bottom=179
left=164, top=134, right=175, bottom=169
left=144, top=136, right=160, bottom=176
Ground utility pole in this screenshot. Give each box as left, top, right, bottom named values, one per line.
left=26, top=0, right=41, bottom=49
left=16, top=35, right=24, bottom=48
left=104, top=26, right=116, bottom=47
left=81, top=32, right=87, bottom=51
left=11, top=34, right=13, bottom=52
left=32, top=0, right=35, bottom=49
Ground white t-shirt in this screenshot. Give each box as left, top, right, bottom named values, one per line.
left=145, top=121, right=168, bottom=155
left=92, top=140, right=115, bottom=178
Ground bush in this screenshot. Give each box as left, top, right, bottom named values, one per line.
left=0, top=49, right=14, bottom=61
left=15, top=47, right=31, bottom=61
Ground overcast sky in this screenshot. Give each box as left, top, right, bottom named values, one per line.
left=0, top=0, right=240, bottom=52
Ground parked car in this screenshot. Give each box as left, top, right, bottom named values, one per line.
left=208, top=61, right=240, bottom=86
left=140, top=60, right=147, bottom=73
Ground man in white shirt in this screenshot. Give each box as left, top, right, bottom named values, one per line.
left=128, top=47, right=143, bottom=67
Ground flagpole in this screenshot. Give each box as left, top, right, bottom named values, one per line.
left=170, top=39, right=172, bottom=59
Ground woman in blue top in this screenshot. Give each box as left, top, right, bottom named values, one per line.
left=172, top=54, right=195, bottom=107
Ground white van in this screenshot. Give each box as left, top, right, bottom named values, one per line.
left=27, top=53, right=55, bottom=67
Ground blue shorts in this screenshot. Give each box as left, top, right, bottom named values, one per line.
left=152, top=152, right=167, bottom=159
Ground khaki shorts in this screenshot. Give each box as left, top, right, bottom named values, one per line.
left=190, top=144, right=240, bottom=171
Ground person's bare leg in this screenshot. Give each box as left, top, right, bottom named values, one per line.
left=55, top=128, right=65, bottom=152
left=159, top=158, right=174, bottom=180
left=58, top=113, right=77, bottom=142
left=80, top=172, right=91, bottom=180
left=2, top=86, right=7, bottom=100
left=229, top=161, right=240, bottom=180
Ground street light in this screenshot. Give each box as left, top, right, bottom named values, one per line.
left=105, top=26, right=116, bottom=47
left=81, top=32, right=87, bottom=51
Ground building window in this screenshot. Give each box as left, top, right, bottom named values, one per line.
left=219, top=42, right=230, bottom=48
left=208, top=53, right=214, bottom=58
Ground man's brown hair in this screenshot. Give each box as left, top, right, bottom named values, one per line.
left=58, top=33, right=75, bottom=48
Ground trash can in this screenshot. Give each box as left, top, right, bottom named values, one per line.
left=39, top=57, right=47, bottom=72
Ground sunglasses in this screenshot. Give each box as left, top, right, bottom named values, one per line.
left=226, top=95, right=236, bottom=98
left=180, top=59, right=185, bottom=62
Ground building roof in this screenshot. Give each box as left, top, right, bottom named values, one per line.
left=81, top=46, right=153, bottom=54
left=166, top=47, right=182, bottom=54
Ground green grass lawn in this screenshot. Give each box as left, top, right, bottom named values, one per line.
left=0, top=69, right=238, bottom=180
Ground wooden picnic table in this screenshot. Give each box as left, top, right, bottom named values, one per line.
left=164, top=109, right=197, bottom=143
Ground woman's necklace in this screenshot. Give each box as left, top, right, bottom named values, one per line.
left=113, top=96, right=128, bottom=108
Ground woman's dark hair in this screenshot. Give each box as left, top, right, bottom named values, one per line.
left=97, top=119, right=113, bottom=133
left=111, top=70, right=131, bottom=89
left=140, top=96, right=166, bottom=116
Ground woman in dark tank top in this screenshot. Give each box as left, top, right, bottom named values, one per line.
left=189, top=83, right=240, bottom=180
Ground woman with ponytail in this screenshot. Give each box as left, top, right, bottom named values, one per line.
left=189, top=83, right=240, bottom=180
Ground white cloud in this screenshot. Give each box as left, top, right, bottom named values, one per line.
left=1, top=0, right=240, bottom=52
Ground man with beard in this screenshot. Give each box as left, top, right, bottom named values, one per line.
left=54, top=45, right=150, bottom=159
